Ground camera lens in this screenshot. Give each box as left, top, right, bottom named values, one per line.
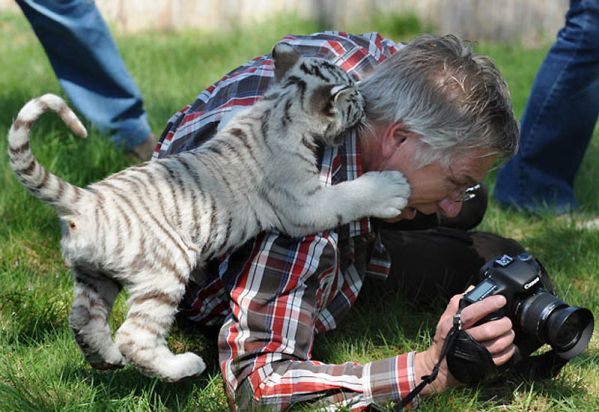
left=546, top=306, right=594, bottom=358
left=518, top=292, right=594, bottom=359
left=549, top=310, right=581, bottom=349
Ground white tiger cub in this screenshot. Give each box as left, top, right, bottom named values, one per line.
left=8, top=43, right=411, bottom=382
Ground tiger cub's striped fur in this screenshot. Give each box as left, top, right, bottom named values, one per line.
left=8, top=43, right=410, bottom=382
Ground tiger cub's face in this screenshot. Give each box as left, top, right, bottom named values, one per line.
left=271, top=43, right=365, bottom=146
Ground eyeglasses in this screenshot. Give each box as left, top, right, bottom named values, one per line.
left=446, top=165, right=481, bottom=202
left=455, top=183, right=480, bottom=202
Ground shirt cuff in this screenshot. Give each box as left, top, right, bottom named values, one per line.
left=363, top=352, right=419, bottom=409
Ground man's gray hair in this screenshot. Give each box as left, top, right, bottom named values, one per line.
left=359, top=34, right=519, bottom=167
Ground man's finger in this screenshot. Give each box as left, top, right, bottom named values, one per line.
left=490, top=344, right=516, bottom=366
left=477, top=328, right=516, bottom=355
left=467, top=317, right=513, bottom=342
left=459, top=294, right=507, bottom=328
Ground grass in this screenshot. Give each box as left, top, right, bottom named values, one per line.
left=1, top=10, right=598, bottom=412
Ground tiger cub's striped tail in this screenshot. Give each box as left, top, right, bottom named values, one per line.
left=8, top=94, right=89, bottom=216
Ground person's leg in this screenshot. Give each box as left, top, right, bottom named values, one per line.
left=377, top=227, right=525, bottom=305
left=494, top=0, right=599, bottom=213
left=17, top=0, right=152, bottom=151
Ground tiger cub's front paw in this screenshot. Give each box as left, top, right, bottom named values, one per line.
left=360, top=170, right=411, bottom=218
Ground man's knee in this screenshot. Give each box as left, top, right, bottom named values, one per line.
left=470, top=231, right=525, bottom=262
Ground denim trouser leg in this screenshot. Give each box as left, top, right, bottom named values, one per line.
left=17, top=0, right=151, bottom=149
left=494, top=0, right=599, bottom=213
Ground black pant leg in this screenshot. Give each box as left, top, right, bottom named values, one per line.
left=376, top=228, right=525, bottom=305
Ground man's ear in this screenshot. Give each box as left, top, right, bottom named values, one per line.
left=381, top=122, right=411, bottom=159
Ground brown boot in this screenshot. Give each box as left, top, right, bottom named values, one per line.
left=130, top=134, right=156, bottom=161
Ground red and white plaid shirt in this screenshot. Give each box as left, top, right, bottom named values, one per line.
left=157, top=32, right=418, bottom=411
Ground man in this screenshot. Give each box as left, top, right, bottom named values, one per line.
left=157, top=32, right=522, bottom=410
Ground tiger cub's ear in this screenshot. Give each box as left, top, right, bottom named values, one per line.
left=331, top=85, right=354, bottom=106
left=311, top=85, right=354, bottom=117
left=272, top=42, right=301, bottom=82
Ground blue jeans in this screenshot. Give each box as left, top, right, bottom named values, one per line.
left=17, top=0, right=151, bottom=150
left=494, top=0, right=599, bottom=213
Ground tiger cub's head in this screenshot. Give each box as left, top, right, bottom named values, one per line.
left=270, top=42, right=365, bottom=146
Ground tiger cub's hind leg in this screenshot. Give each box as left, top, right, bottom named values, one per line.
left=69, top=271, right=125, bottom=370
left=115, top=269, right=206, bottom=382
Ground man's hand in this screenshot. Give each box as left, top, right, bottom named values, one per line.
left=414, top=292, right=516, bottom=395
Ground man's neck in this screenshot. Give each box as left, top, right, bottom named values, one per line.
left=358, top=121, right=384, bottom=172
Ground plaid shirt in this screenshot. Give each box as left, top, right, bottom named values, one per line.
left=157, top=32, right=418, bottom=411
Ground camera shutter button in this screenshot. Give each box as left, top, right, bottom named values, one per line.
left=518, top=253, right=533, bottom=261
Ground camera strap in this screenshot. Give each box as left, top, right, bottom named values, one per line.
left=446, top=327, right=496, bottom=384
left=392, top=310, right=464, bottom=410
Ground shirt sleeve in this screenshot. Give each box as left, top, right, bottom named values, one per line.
left=218, top=231, right=419, bottom=411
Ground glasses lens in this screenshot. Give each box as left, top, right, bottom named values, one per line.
left=459, top=184, right=480, bottom=202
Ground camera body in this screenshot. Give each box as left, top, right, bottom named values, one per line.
left=461, top=253, right=593, bottom=361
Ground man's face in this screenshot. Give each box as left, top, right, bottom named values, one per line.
left=365, top=124, right=496, bottom=221
left=399, top=147, right=495, bottom=220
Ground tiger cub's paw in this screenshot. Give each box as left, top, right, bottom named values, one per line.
left=160, top=352, right=207, bottom=383
left=360, top=170, right=411, bottom=218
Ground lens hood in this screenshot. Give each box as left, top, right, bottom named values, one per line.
left=547, top=306, right=594, bottom=359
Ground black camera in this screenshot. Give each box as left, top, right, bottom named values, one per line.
left=461, top=253, right=594, bottom=363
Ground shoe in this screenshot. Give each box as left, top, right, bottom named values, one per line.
left=578, top=218, right=599, bottom=229
left=130, top=134, right=156, bottom=161
left=551, top=212, right=599, bottom=230
left=573, top=216, right=599, bottom=230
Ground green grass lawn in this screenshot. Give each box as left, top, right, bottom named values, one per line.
left=1, top=11, right=598, bottom=412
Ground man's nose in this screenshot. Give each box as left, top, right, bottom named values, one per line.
left=438, top=197, right=463, bottom=218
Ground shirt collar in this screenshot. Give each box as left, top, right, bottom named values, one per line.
left=319, top=130, right=373, bottom=238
